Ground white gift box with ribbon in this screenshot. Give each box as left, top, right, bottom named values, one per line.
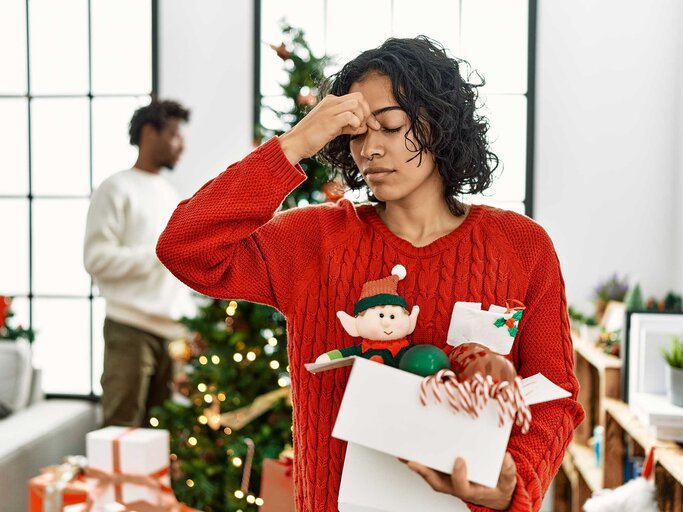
left=86, top=427, right=170, bottom=508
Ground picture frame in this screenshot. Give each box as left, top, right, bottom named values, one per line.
left=621, top=311, right=683, bottom=403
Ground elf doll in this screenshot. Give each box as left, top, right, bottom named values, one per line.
left=315, top=265, right=420, bottom=367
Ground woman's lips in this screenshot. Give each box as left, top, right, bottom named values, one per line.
left=364, top=167, right=394, bottom=177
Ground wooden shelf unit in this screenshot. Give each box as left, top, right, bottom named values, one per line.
left=554, top=332, right=683, bottom=511
left=572, top=334, right=621, bottom=445
left=553, top=333, right=621, bottom=512
left=655, top=449, right=683, bottom=511
left=603, top=398, right=683, bottom=511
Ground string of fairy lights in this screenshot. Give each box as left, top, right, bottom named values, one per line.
left=149, top=300, right=291, bottom=510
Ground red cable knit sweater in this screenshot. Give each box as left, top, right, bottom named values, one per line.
left=157, top=137, right=584, bottom=512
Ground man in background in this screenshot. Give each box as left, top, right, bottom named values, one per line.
left=84, top=100, right=195, bottom=426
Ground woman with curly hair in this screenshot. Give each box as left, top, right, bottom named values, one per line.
left=157, top=37, right=583, bottom=511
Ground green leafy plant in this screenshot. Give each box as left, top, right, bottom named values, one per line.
left=662, top=337, right=683, bottom=369
left=584, top=316, right=598, bottom=327
left=664, top=292, right=683, bottom=312
left=567, top=306, right=584, bottom=323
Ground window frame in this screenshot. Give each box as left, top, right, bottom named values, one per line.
left=0, top=0, right=159, bottom=400
left=254, top=0, right=537, bottom=217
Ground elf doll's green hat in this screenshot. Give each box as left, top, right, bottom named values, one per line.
left=353, top=265, right=409, bottom=316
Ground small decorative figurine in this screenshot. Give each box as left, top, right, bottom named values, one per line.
left=315, top=265, right=420, bottom=368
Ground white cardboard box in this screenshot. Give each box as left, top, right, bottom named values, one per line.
left=305, top=356, right=570, bottom=510
left=338, top=443, right=469, bottom=511
left=86, top=426, right=170, bottom=506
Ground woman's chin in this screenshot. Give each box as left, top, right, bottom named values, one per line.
left=369, top=187, right=399, bottom=203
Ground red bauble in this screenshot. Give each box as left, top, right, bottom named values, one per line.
left=322, top=180, right=345, bottom=202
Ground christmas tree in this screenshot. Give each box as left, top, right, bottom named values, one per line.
left=258, top=23, right=345, bottom=206
left=151, top=300, right=292, bottom=511
left=151, top=24, right=333, bottom=512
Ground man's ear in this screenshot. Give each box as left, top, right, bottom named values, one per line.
left=407, top=305, right=420, bottom=334
left=140, top=123, right=158, bottom=144
left=336, top=311, right=359, bottom=337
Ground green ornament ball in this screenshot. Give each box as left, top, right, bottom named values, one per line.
left=399, top=344, right=450, bottom=377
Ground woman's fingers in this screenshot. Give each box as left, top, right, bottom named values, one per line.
left=331, top=95, right=380, bottom=130
left=279, top=91, right=382, bottom=163
left=406, top=462, right=450, bottom=494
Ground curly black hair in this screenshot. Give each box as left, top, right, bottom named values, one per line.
left=128, top=99, right=190, bottom=146
left=317, top=36, right=499, bottom=216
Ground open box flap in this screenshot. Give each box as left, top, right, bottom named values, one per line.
left=306, top=356, right=572, bottom=406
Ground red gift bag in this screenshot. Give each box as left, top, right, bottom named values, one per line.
left=259, top=458, right=295, bottom=512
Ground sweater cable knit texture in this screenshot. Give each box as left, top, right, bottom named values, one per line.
left=157, top=137, right=584, bottom=512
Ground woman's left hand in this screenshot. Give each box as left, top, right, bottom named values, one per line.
left=405, top=452, right=517, bottom=510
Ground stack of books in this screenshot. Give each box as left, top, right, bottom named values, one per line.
left=631, top=392, right=683, bottom=441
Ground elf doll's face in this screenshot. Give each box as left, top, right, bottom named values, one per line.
left=355, top=305, right=412, bottom=341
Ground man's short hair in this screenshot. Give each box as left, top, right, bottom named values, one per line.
left=128, top=99, right=190, bottom=146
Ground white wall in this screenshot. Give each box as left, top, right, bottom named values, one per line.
left=678, top=39, right=683, bottom=296
left=158, top=0, right=254, bottom=199
left=534, top=0, right=683, bottom=313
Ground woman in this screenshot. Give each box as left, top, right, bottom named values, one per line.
left=157, top=36, right=584, bottom=511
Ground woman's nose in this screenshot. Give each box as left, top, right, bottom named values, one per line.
left=360, top=130, right=383, bottom=160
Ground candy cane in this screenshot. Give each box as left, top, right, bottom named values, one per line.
left=444, top=378, right=464, bottom=413
left=419, top=377, right=430, bottom=406
left=419, top=370, right=533, bottom=433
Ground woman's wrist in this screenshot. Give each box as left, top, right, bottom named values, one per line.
left=278, top=132, right=303, bottom=166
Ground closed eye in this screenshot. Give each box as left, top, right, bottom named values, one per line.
left=350, top=126, right=401, bottom=141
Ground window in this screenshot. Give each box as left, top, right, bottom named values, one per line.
left=258, top=0, right=535, bottom=215
left=0, top=0, right=156, bottom=396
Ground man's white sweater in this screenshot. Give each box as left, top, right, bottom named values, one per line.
left=84, top=168, right=195, bottom=339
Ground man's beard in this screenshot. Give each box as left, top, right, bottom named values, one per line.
left=162, top=160, right=177, bottom=171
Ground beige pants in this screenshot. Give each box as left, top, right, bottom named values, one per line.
left=101, top=318, right=172, bottom=427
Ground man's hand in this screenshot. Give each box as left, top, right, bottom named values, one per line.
left=404, top=452, right=517, bottom=510
left=278, top=92, right=381, bottom=165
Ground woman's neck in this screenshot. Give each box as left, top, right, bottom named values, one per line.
left=376, top=199, right=470, bottom=248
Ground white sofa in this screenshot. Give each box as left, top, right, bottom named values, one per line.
left=0, top=341, right=100, bottom=512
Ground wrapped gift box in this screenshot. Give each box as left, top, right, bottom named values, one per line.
left=259, top=458, right=295, bottom=512
left=446, top=302, right=523, bottom=355
left=86, top=427, right=170, bottom=506
left=305, top=356, right=570, bottom=510
left=28, top=471, right=91, bottom=512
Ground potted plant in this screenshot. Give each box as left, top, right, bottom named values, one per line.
left=592, top=273, right=629, bottom=322
left=661, top=337, right=683, bottom=407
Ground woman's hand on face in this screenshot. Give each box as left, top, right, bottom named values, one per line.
left=278, top=92, right=381, bottom=165
left=404, top=452, right=517, bottom=510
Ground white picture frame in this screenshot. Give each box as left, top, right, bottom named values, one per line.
left=628, top=313, right=683, bottom=403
